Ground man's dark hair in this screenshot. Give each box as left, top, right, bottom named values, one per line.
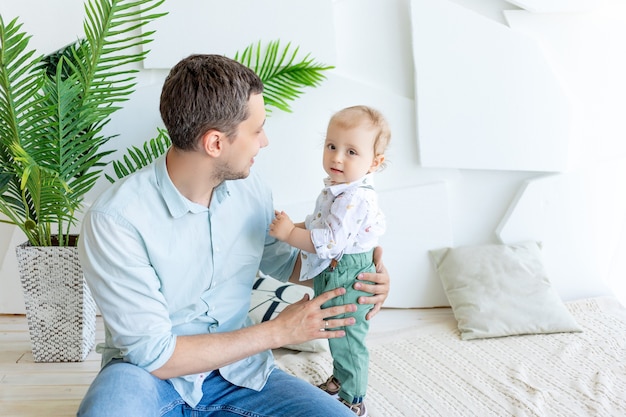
left=160, top=54, right=264, bottom=150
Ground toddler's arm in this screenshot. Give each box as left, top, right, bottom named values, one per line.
left=270, top=210, right=315, bottom=253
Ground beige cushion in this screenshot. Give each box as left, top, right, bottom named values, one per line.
left=429, top=241, right=582, bottom=340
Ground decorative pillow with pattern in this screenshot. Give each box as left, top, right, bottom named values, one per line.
left=249, top=273, right=329, bottom=352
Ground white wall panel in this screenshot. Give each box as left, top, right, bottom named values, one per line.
left=0, top=0, right=85, bottom=55
left=608, top=222, right=626, bottom=306
left=0, top=223, right=12, bottom=269
left=142, top=0, right=336, bottom=69
left=0, top=226, right=26, bottom=314
left=504, top=5, right=626, bottom=169
left=411, top=0, right=571, bottom=171
left=332, top=0, right=414, bottom=99
left=495, top=167, right=626, bottom=301
left=377, top=183, right=453, bottom=307
left=504, top=0, right=606, bottom=13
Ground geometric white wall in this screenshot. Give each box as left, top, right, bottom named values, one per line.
left=2, top=0, right=625, bottom=312
left=143, top=0, right=336, bottom=69
left=376, top=183, right=453, bottom=307
left=504, top=4, right=626, bottom=168
left=504, top=0, right=607, bottom=13
left=0, top=0, right=85, bottom=55
left=331, top=0, right=415, bottom=99
left=411, top=0, right=571, bottom=171
left=496, top=0, right=626, bottom=304
left=0, top=225, right=26, bottom=313
left=496, top=164, right=625, bottom=301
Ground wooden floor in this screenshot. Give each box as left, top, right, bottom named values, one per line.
left=0, top=314, right=105, bottom=417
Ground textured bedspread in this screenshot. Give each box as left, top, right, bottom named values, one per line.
left=274, top=297, right=626, bottom=417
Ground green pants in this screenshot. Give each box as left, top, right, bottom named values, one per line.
left=314, top=250, right=374, bottom=404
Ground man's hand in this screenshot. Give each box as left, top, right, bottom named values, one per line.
left=354, top=246, right=389, bottom=320
left=272, top=287, right=356, bottom=347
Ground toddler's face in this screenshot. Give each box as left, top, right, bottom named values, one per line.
left=322, top=123, right=381, bottom=184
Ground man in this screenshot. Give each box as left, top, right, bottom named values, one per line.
left=77, top=54, right=390, bottom=416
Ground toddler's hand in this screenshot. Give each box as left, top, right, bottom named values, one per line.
left=269, top=210, right=295, bottom=242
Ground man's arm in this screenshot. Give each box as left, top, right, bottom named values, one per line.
left=152, top=286, right=355, bottom=379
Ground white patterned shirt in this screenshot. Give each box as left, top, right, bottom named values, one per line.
left=300, top=174, right=385, bottom=280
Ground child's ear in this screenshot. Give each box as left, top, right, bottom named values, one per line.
left=369, top=155, right=385, bottom=172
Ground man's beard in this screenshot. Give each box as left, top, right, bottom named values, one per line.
left=213, top=160, right=249, bottom=183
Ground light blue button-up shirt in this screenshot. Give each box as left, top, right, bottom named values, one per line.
left=78, top=154, right=298, bottom=407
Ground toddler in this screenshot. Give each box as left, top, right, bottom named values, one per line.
left=270, top=105, right=390, bottom=416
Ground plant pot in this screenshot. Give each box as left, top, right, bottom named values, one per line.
left=15, top=240, right=97, bottom=362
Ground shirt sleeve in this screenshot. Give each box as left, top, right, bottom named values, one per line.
left=259, top=237, right=299, bottom=283
left=309, top=188, right=373, bottom=260
left=79, top=210, right=176, bottom=372
left=258, top=188, right=299, bottom=282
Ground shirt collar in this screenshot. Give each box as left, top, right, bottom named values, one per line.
left=323, top=173, right=375, bottom=196
left=155, top=154, right=231, bottom=218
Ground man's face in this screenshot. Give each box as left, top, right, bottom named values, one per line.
left=215, top=93, right=268, bottom=181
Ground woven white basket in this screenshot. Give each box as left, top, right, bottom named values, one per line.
left=16, top=241, right=97, bottom=362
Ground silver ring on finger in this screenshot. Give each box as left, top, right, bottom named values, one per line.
left=320, top=321, right=330, bottom=332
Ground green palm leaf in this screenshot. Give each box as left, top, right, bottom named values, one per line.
left=235, top=40, right=333, bottom=114
left=0, top=16, right=48, bottom=242
left=105, top=127, right=170, bottom=182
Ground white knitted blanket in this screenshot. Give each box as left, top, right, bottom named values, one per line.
left=274, top=297, right=626, bottom=417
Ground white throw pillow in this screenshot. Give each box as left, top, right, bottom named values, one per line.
left=429, top=241, right=582, bottom=340
left=249, top=273, right=329, bottom=352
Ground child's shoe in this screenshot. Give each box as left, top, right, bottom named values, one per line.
left=317, top=375, right=341, bottom=398
left=339, top=398, right=368, bottom=417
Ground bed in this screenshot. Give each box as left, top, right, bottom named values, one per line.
left=250, top=242, right=626, bottom=417
left=273, top=296, right=626, bottom=417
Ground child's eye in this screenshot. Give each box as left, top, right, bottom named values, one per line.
left=348, top=149, right=357, bottom=156
left=327, top=144, right=336, bottom=150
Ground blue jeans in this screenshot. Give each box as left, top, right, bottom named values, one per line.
left=77, top=360, right=354, bottom=417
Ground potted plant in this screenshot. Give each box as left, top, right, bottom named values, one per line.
left=0, top=0, right=166, bottom=362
